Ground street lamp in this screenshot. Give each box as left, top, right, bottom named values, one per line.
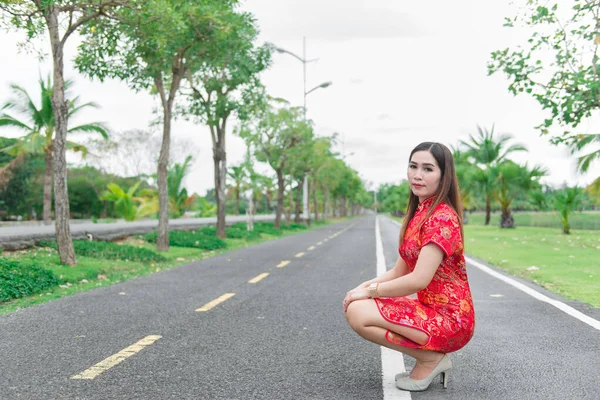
left=274, top=37, right=332, bottom=223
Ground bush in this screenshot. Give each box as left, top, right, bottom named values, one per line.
left=253, top=222, right=283, bottom=236
left=0, top=259, right=59, bottom=302
left=281, top=223, right=308, bottom=231
left=144, top=230, right=227, bottom=250
left=38, top=240, right=166, bottom=262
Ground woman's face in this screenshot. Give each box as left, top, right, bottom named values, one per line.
left=407, top=150, right=442, bottom=202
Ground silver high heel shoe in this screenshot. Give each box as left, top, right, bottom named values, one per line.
left=395, top=354, right=452, bottom=392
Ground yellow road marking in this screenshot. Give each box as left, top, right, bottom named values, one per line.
left=295, top=252, right=305, bottom=258
left=196, top=293, right=236, bottom=312
left=71, top=335, right=162, bottom=380
left=307, top=246, right=315, bottom=251
left=248, top=273, right=269, bottom=283
left=276, top=260, right=290, bottom=268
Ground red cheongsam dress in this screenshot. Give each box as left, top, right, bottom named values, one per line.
left=375, top=197, right=475, bottom=353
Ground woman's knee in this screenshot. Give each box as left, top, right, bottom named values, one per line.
left=345, top=300, right=368, bottom=331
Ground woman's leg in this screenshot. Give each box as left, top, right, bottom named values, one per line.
left=346, top=299, right=445, bottom=379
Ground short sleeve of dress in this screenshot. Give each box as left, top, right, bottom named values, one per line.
left=421, top=207, right=461, bottom=257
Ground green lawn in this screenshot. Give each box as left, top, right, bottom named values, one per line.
left=466, top=210, right=600, bottom=230
left=0, top=219, right=344, bottom=314
left=464, top=225, right=600, bottom=308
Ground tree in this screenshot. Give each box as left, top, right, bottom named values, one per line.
left=1, top=0, right=130, bottom=265
left=237, top=104, right=312, bottom=228
left=491, top=161, right=547, bottom=228
left=76, top=0, right=239, bottom=251
left=553, top=187, right=583, bottom=234
left=168, top=155, right=193, bottom=218
left=184, top=14, right=271, bottom=238
left=0, top=76, right=108, bottom=225
left=460, top=125, right=527, bottom=225
left=227, top=164, right=247, bottom=215
left=488, top=1, right=600, bottom=169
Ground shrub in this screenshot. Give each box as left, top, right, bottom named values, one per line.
left=253, top=222, right=283, bottom=236
left=144, top=231, right=227, bottom=250
left=282, top=223, right=308, bottom=231
left=0, top=259, right=59, bottom=302
left=38, top=240, right=166, bottom=262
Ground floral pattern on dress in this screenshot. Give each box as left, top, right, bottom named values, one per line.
left=375, top=196, right=475, bottom=353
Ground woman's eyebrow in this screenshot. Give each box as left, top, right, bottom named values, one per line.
left=409, top=161, right=436, bottom=167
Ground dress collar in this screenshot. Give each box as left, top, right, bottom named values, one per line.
left=416, top=196, right=435, bottom=212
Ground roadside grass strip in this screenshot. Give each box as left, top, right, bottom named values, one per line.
left=71, top=335, right=162, bottom=380
left=196, top=293, right=236, bottom=312
left=248, top=273, right=269, bottom=284
left=276, top=261, right=290, bottom=268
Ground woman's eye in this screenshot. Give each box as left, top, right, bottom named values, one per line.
left=425, top=168, right=433, bottom=172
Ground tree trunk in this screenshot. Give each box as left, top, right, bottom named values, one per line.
left=485, top=195, right=491, bottom=225
left=214, top=125, right=228, bottom=239
left=275, top=169, right=284, bottom=228
left=43, top=145, right=53, bottom=224
left=294, top=177, right=303, bottom=223
left=500, top=208, right=514, bottom=228
left=333, top=196, right=337, bottom=217
left=46, top=9, right=76, bottom=265
left=341, top=197, right=347, bottom=217
left=312, top=181, right=318, bottom=222
left=235, top=190, right=240, bottom=215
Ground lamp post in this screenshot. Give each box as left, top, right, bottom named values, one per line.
left=274, top=37, right=332, bottom=224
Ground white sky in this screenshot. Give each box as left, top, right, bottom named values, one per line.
left=1, top=0, right=599, bottom=195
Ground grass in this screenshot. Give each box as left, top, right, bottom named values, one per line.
left=390, top=215, right=599, bottom=308
left=466, top=210, right=600, bottom=230
left=0, top=219, right=342, bottom=314
left=464, top=225, right=600, bottom=307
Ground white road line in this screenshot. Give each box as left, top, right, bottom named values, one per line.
left=71, top=335, right=162, bottom=380
left=276, top=260, right=290, bottom=268
left=466, top=256, right=600, bottom=331
left=387, top=217, right=600, bottom=332
left=376, top=216, right=411, bottom=400
left=295, top=252, right=305, bottom=258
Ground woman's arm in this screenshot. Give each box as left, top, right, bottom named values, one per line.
left=375, top=244, right=444, bottom=298
left=353, top=255, right=410, bottom=290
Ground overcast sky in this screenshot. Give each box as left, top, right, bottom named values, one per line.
left=1, top=0, right=599, bottom=195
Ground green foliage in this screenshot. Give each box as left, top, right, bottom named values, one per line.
left=553, top=187, right=583, bottom=234
left=101, top=181, right=157, bottom=221
left=252, top=222, right=283, bottom=236
left=488, top=1, right=600, bottom=169
left=38, top=240, right=166, bottom=262
left=168, top=155, right=193, bottom=218
left=144, top=230, right=227, bottom=250
left=0, top=259, right=59, bottom=302
left=0, top=153, right=44, bottom=218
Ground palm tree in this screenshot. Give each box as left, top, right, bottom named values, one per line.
left=168, top=155, right=193, bottom=218
left=0, top=76, right=108, bottom=224
left=227, top=164, right=247, bottom=215
left=460, top=124, right=527, bottom=225
left=491, top=161, right=547, bottom=228
left=553, top=187, right=583, bottom=234
left=570, top=134, right=600, bottom=173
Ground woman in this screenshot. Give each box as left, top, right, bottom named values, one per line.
left=343, top=142, right=475, bottom=392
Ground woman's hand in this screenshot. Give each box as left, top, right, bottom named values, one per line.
left=343, top=287, right=370, bottom=313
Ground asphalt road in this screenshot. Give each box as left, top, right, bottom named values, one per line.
left=0, top=215, right=599, bottom=399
